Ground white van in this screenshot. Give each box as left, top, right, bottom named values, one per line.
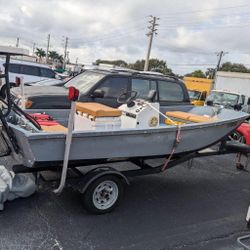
left=0, top=59, right=57, bottom=84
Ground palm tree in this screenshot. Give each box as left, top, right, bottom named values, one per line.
left=48, top=50, right=64, bottom=63
left=35, top=48, right=46, bottom=63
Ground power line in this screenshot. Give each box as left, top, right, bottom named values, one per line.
left=159, top=13, right=250, bottom=28
left=69, top=17, right=147, bottom=40
left=70, top=26, right=146, bottom=42
left=159, top=22, right=250, bottom=31
left=168, top=63, right=216, bottom=66
left=159, top=3, right=250, bottom=17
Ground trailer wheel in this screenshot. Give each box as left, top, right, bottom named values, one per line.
left=83, top=175, right=124, bottom=214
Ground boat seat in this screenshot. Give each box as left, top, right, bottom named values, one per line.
left=76, top=102, right=122, bottom=118
left=41, top=124, right=68, bottom=133
left=166, top=111, right=216, bottom=124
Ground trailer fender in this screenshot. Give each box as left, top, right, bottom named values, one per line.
left=78, top=167, right=129, bottom=194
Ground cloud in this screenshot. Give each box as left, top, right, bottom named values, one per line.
left=0, top=0, right=250, bottom=74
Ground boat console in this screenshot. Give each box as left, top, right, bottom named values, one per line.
left=118, top=101, right=159, bottom=129
left=74, top=99, right=160, bottom=131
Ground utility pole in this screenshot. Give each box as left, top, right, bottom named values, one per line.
left=32, top=43, right=36, bottom=55
left=144, top=16, right=159, bottom=71
left=46, top=34, right=50, bottom=64
left=16, top=37, right=20, bottom=48
left=63, top=37, right=69, bottom=70
left=213, top=51, right=228, bottom=78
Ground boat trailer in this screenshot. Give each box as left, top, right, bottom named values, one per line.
left=0, top=49, right=250, bottom=214
left=11, top=140, right=250, bottom=214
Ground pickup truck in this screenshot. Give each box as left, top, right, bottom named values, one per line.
left=11, top=69, right=193, bottom=116
left=205, top=71, right=250, bottom=112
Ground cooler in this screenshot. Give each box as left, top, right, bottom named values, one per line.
left=74, top=102, right=122, bottom=131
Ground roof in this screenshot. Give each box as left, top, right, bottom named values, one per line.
left=88, top=68, right=180, bottom=82
left=0, top=58, right=52, bottom=69
left=184, top=76, right=213, bottom=84
left=0, top=46, right=29, bottom=56
left=184, top=77, right=213, bottom=92
left=211, top=89, right=240, bottom=95
left=216, top=71, right=250, bottom=79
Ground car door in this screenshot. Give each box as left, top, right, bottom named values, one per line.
left=89, top=76, right=129, bottom=108
left=8, top=63, right=21, bottom=83
left=19, top=65, right=41, bottom=83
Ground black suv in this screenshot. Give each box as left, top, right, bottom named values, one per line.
left=11, top=69, right=192, bottom=114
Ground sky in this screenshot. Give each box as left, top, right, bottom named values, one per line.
left=1, top=0, right=250, bottom=74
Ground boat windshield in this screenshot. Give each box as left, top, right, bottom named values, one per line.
left=206, top=91, right=239, bottom=107
left=64, top=71, right=106, bottom=93
left=188, top=90, right=201, bottom=101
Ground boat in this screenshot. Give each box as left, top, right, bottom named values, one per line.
left=1, top=47, right=250, bottom=214
left=8, top=106, right=249, bottom=168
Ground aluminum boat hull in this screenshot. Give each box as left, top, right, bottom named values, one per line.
left=8, top=109, right=249, bottom=168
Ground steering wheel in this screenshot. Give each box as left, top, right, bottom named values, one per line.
left=117, top=91, right=138, bottom=105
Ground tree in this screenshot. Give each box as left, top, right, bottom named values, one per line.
left=35, top=48, right=46, bottom=62
left=219, top=62, right=250, bottom=73
left=94, top=58, right=175, bottom=76
left=48, top=50, right=64, bottom=63
left=129, top=58, right=174, bottom=75
left=205, top=68, right=215, bottom=79
left=185, top=70, right=206, bottom=78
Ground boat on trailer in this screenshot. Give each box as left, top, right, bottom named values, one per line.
left=0, top=47, right=250, bottom=214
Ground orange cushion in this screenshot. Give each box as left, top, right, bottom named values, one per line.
left=41, top=124, right=68, bottom=133
left=76, top=102, right=122, bottom=117
left=166, top=111, right=216, bottom=123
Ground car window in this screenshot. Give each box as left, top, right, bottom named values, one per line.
left=65, top=71, right=106, bottom=93
left=20, top=65, right=40, bottom=76
left=8, top=64, right=21, bottom=74
left=40, top=68, right=56, bottom=78
left=158, top=80, right=184, bottom=101
left=98, top=77, right=128, bottom=98
left=132, top=78, right=157, bottom=99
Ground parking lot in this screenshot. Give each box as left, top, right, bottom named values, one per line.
left=0, top=154, right=249, bottom=250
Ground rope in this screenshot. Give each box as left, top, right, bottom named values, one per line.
left=139, top=100, right=182, bottom=171
left=161, top=124, right=181, bottom=171
left=145, top=101, right=178, bottom=125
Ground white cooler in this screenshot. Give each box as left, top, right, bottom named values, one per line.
left=74, top=102, right=122, bottom=131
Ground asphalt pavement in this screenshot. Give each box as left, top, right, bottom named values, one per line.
left=0, top=154, right=250, bottom=250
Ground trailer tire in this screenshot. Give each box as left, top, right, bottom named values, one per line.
left=83, top=175, right=124, bottom=214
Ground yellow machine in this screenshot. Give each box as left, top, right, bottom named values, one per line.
left=184, top=77, right=213, bottom=106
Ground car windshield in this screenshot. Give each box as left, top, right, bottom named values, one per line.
left=206, top=91, right=239, bottom=107
left=64, top=71, right=106, bottom=93
left=188, top=90, right=201, bottom=101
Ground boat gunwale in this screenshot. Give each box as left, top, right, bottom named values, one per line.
left=8, top=114, right=248, bottom=141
